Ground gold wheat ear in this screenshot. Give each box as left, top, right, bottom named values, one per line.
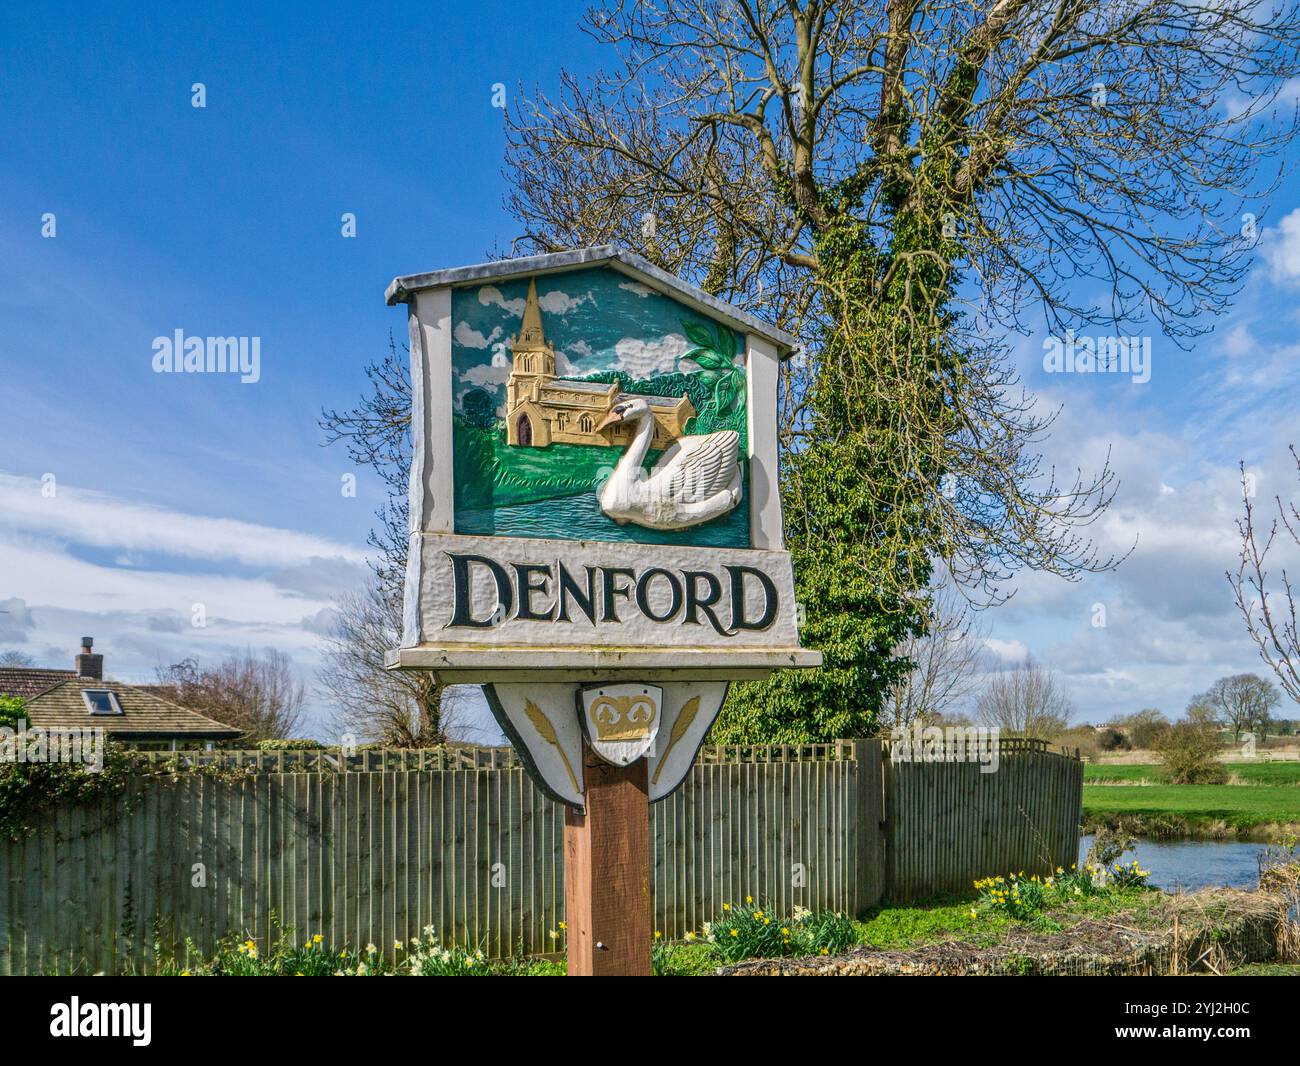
left=652, top=695, right=701, bottom=786
left=523, top=699, right=579, bottom=796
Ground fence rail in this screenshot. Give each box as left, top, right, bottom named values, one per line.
left=0, top=740, right=1081, bottom=974
left=124, top=742, right=861, bottom=774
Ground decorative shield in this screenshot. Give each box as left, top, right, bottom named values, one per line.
left=580, top=682, right=662, bottom=766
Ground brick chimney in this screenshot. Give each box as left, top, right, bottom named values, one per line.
left=75, top=637, right=103, bottom=680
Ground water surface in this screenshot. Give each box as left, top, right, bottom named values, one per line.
left=1077, top=835, right=1265, bottom=892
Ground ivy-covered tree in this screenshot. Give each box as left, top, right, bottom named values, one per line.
left=503, top=0, right=1300, bottom=740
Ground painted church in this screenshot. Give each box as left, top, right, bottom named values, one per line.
left=504, top=278, right=695, bottom=450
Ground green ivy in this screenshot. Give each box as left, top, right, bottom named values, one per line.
left=0, top=695, right=28, bottom=731
left=0, top=745, right=137, bottom=841
left=714, top=198, right=934, bottom=742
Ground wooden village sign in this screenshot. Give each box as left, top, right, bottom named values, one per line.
left=385, top=246, right=820, bottom=975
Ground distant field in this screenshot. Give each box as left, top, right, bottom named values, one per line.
left=1083, top=760, right=1300, bottom=835
left=1085, top=762, right=1300, bottom=785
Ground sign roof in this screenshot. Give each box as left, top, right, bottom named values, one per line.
left=385, top=245, right=800, bottom=357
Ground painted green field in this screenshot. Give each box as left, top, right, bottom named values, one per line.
left=454, top=418, right=624, bottom=511
left=1083, top=761, right=1300, bottom=835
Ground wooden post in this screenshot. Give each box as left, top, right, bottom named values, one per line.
left=563, top=738, right=651, bottom=975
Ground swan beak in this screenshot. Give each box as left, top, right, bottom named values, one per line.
left=595, top=410, right=623, bottom=432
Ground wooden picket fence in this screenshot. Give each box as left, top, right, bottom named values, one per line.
left=0, top=740, right=1080, bottom=974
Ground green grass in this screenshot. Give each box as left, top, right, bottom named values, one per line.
left=1229, top=962, right=1300, bottom=976
left=1086, top=762, right=1300, bottom=785
left=1084, top=783, right=1300, bottom=833
left=853, top=898, right=1003, bottom=948
left=657, top=942, right=720, bottom=976
left=849, top=885, right=1166, bottom=951
left=1083, top=759, right=1300, bottom=834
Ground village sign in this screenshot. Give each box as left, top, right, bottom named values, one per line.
left=386, top=246, right=819, bottom=973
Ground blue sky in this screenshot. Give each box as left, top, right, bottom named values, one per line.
left=3, top=2, right=1300, bottom=736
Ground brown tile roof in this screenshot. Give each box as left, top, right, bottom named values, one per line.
left=22, top=677, right=242, bottom=739
left=0, top=667, right=76, bottom=700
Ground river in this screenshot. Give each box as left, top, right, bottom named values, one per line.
left=1077, top=835, right=1267, bottom=892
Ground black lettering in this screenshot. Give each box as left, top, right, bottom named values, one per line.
left=556, top=563, right=598, bottom=624
left=601, top=567, right=636, bottom=622
left=447, top=552, right=513, bottom=628
left=513, top=562, right=555, bottom=621
left=635, top=567, right=683, bottom=623
left=726, top=565, right=778, bottom=632
left=683, top=570, right=729, bottom=634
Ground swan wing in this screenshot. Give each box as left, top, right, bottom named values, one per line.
left=650, top=430, right=740, bottom=506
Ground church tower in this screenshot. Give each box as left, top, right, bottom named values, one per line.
left=511, top=278, right=556, bottom=381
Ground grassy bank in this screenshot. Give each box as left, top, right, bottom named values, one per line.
left=722, top=869, right=1300, bottom=976
left=1083, top=760, right=1300, bottom=838
left=126, top=860, right=1300, bottom=977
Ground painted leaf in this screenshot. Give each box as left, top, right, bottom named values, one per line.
left=715, top=324, right=738, bottom=359
left=683, top=322, right=715, bottom=349
left=685, top=347, right=731, bottom=371
left=714, top=377, right=738, bottom=413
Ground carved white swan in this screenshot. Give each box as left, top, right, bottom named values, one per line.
left=596, top=397, right=742, bottom=529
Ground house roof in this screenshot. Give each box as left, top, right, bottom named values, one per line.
left=0, top=667, right=77, bottom=700
left=385, top=245, right=801, bottom=356
left=21, top=677, right=242, bottom=739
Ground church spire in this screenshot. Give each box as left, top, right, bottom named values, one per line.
left=517, top=278, right=547, bottom=349
left=511, top=277, right=555, bottom=379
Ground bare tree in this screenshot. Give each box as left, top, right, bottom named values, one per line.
left=154, top=649, right=307, bottom=742
left=1111, top=707, right=1169, bottom=748
left=0, top=650, right=35, bottom=668
left=975, top=659, right=1072, bottom=739
left=1185, top=699, right=1221, bottom=732
left=319, top=338, right=412, bottom=610
left=317, top=584, right=474, bottom=747
left=1231, top=450, right=1300, bottom=709
left=504, top=0, right=1300, bottom=604
left=880, top=584, right=989, bottom=730
left=1190, top=673, right=1281, bottom=742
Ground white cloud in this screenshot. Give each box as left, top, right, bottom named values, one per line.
left=459, top=345, right=512, bottom=389
left=454, top=322, right=502, bottom=349
left=538, top=289, right=591, bottom=315
left=1263, top=206, right=1300, bottom=285
left=612, top=333, right=690, bottom=377
left=477, top=285, right=525, bottom=317
left=984, top=637, right=1029, bottom=663
left=0, top=474, right=364, bottom=569
left=0, top=596, right=36, bottom=643
left=1221, top=322, right=1253, bottom=358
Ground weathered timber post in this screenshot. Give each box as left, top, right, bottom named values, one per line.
left=564, top=741, right=651, bottom=975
